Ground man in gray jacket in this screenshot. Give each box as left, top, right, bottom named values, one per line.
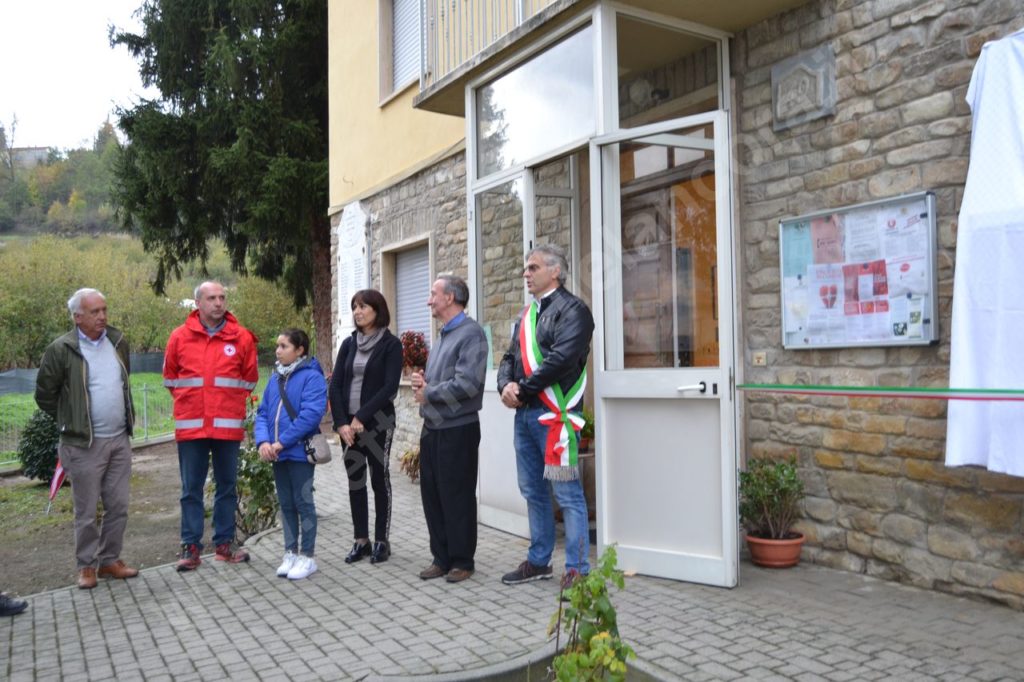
left=411, top=274, right=488, bottom=583
left=35, top=288, right=138, bottom=589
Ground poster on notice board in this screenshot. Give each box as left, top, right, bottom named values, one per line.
left=779, top=191, right=938, bottom=349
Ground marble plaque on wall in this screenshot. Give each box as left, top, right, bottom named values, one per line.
left=771, top=44, right=836, bottom=131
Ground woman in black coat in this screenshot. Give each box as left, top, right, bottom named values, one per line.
left=329, top=289, right=404, bottom=564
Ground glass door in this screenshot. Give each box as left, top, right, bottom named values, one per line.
left=591, top=111, right=737, bottom=586
left=474, top=153, right=592, bottom=536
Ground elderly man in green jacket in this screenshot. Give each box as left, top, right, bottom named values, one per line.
left=35, top=288, right=138, bottom=589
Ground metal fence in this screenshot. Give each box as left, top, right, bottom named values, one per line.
left=422, top=0, right=558, bottom=88
left=0, top=383, right=177, bottom=467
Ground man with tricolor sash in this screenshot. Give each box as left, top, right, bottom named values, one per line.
left=498, top=244, right=594, bottom=588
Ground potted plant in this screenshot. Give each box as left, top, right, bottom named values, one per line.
left=739, top=456, right=805, bottom=568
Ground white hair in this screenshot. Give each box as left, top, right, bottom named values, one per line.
left=67, top=288, right=105, bottom=319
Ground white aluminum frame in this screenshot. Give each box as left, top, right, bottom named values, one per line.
left=590, top=108, right=739, bottom=587
left=464, top=1, right=739, bottom=585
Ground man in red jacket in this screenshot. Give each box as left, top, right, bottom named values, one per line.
left=164, top=281, right=259, bottom=571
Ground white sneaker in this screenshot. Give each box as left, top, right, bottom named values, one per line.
left=287, top=555, right=317, bottom=580
left=276, top=551, right=298, bottom=577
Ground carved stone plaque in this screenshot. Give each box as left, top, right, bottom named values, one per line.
left=771, top=44, right=836, bottom=131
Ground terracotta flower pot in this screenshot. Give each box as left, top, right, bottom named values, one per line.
left=745, top=532, right=805, bottom=568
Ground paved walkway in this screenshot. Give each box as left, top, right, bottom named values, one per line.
left=4, top=448, right=1024, bottom=681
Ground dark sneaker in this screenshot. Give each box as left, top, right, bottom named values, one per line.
left=215, top=543, right=250, bottom=563
left=176, top=544, right=202, bottom=572
left=560, top=569, right=583, bottom=600
left=501, top=561, right=553, bottom=585
left=0, top=593, right=27, bottom=617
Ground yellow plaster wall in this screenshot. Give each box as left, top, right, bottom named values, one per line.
left=329, top=0, right=466, bottom=211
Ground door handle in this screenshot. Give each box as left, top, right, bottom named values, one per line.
left=677, top=382, right=707, bottom=393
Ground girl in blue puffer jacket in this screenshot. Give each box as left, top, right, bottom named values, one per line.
left=254, top=328, right=328, bottom=580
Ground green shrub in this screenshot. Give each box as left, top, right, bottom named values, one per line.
left=17, top=410, right=60, bottom=483
left=0, top=235, right=309, bottom=370
left=207, top=394, right=279, bottom=541
left=234, top=441, right=280, bottom=540
left=549, top=545, right=635, bottom=681
left=739, top=456, right=804, bottom=539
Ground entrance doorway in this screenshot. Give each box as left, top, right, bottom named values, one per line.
left=475, top=152, right=593, bottom=535
left=591, top=111, right=737, bottom=587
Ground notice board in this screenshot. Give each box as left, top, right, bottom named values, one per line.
left=779, top=191, right=938, bottom=349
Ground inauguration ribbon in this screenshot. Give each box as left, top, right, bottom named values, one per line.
left=737, top=384, right=1024, bottom=401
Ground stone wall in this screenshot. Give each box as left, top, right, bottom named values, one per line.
left=331, top=152, right=469, bottom=461
left=478, top=181, right=525, bottom=368
left=734, top=0, right=1024, bottom=607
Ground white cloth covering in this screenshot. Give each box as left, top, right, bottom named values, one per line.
left=946, top=30, right=1024, bottom=476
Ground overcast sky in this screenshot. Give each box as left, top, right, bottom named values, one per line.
left=0, top=0, right=157, bottom=151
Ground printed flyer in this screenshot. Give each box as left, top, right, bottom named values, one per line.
left=779, top=193, right=936, bottom=348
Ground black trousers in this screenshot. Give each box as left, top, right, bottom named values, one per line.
left=419, top=422, right=480, bottom=571
left=344, top=426, right=394, bottom=542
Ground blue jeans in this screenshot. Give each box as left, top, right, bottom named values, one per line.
left=178, top=439, right=240, bottom=548
left=273, top=460, right=317, bottom=556
left=514, top=407, right=590, bottom=573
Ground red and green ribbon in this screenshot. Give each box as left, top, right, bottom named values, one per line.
left=520, top=301, right=587, bottom=481
left=737, top=384, right=1024, bottom=401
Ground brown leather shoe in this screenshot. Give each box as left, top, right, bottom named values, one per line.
left=418, top=564, right=446, bottom=580
left=78, top=567, right=97, bottom=590
left=98, top=560, right=139, bottom=580
left=446, top=567, right=474, bottom=583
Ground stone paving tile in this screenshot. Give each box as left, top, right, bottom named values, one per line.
left=4, top=446, right=1024, bottom=680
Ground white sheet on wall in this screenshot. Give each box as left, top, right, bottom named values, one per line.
left=336, top=202, right=369, bottom=356
left=946, top=30, right=1024, bottom=476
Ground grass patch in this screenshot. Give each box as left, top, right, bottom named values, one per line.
left=0, top=480, right=73, bottom=533
left=0, top=368, right=273, bottom=452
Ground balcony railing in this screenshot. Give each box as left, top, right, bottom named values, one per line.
left=422, top=0, right=558, bottom=88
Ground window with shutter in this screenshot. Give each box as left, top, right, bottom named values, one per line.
left=380, top=0, right=420, bottom=101
left=392, top=0, right=420, bottom=90
left=395, top=246, right=431, bottom=344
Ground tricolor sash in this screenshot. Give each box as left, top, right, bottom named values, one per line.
left=519, top=300, right=587, bottom=481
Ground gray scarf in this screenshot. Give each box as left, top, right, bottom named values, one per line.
left=356, top=328, right=385, bottom=352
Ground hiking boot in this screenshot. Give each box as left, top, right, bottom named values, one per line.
left=287, top=555, right=318, bottom=580
left=501, top=561, right=553, bottom=585
left=176, top=544, right=202, bottom=572
left=276, top=551, right=298, bottom=578
left=215, top=543, right=250, bottom=564
left=0, top=593, right=27, bottom=617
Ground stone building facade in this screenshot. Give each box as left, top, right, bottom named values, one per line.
left=734, top=0, right=1024, bottom=607
left=330, top=152, right=469, bottom=458
left=330, top=0, right=1024, bottom=607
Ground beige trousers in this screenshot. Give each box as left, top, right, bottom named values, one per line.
left=60, top=433, right=133, bottom=569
